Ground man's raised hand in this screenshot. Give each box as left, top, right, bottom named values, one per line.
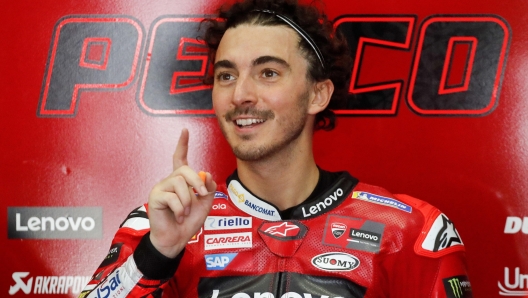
left=148, top=128, right=217, bottom=258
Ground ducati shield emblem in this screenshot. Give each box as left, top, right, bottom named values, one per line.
left=331, top=223, right=346, bottom=238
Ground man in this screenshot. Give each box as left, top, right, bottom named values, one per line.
left=82, top=0, right=472, bottom=297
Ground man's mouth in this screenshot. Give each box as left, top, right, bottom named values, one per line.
left=235, top=118, right=265, bottom=127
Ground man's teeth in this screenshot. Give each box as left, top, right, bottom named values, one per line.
left=235, top=119, right=264, bottom=126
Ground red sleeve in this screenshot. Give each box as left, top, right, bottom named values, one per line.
left=79, top=205, right=183, bottom=298
left=381, top=194, right=473, bottom=298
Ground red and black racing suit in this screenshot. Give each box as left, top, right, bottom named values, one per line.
left=81, top=170, right=472, bottom=298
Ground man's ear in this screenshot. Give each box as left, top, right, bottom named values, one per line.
left=308, top=79, right=334, bottom=115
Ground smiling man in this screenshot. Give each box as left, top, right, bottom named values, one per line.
left=82, top=0, right=472, bottom=297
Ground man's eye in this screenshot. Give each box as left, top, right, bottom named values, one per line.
left=217, top=73, right=234, bottom=81
left=262, top=69, right=278, bottom=78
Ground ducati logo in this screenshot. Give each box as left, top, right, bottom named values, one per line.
left=331, top=223, right=346, bottom=238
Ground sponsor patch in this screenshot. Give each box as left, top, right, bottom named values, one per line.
left=205, top=253, right=237, bottom=270
left=311, top=252, right=360, bottom=272
left=8, top=207, right=103, bottom=239
left=228, top=180, right=280, bottom=220
left=443, top=275, right=473, bottom=298
left=300, top=188, right=345, bottom=218
left=188, top=227, right=203, bottom=244
left=214, top=191, right=229, bottom=199
left=422, top=214, right=463, bottom=252
left=204, top=232, right=252, bottom=250
left=331, top=223, right=346, bottom=238
left=323, top=215, right=385, bottom=253
left=98, top=243, right=123, bottom=268
left=499, top=267, right=528, bottom=296
left=352, top=191, right=412, bottom=213
left=258, top=221, right=307, bottom=257
left=9, top=272, right=91, bottom=295
left=204, top=216, right=252, bottom=231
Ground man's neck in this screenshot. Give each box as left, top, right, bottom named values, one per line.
left=235, top=136, right=319, bottom=211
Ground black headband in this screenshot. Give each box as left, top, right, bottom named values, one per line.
left=253, top=9, right=326, bottom=71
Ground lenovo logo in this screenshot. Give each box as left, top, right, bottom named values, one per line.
left=8, top=207, right=103, bottom=239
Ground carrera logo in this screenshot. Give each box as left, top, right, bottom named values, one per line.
left=9, top=272, right=91, bottom=295
left=311, top=252, right=360, bottom=272
left=204, top=216, right=252, bottom=231
left=8, top=207, right=103, bottom=239
left=204, top=232, right=252, bottom=250
left=301, top=188, right=344, bottom=218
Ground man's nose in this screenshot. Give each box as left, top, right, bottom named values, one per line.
left=232, top=74, right=257, bottom=106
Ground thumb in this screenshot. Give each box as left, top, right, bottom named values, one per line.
left=173, top=128, right=189, bottom=170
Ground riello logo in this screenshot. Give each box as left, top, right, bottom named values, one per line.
left=8, top=207, right=103, bottom=239
left=499, top=267, right=528, bottom=296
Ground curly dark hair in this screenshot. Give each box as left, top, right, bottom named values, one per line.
left=202, top=0, right=352, bottom=130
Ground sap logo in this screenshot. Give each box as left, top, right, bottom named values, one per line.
left=212, top=204, right=227, bottom=210
left=210, top=290, right=345, bottom=298
left=94, top=270, right=124, bottom=298
left=311, top=252, right=360, bottom=272
left=504, top=217, right=528, bottom=234
left=9, top=272, right=91, bottom=295
left=205, top=253, right=237, bottom=270
left=499, top=267, right=528, bottom=296
left=301, top=188, right=344, bottom=218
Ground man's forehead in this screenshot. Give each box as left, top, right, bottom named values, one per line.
left=215, top=24, right=303, bottom=66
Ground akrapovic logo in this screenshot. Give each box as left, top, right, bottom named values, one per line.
left=8, top=207, right=103, bottom=239
left=9, top=272, right=91, bottom=295
left=311, top=252, right=360, bottom=272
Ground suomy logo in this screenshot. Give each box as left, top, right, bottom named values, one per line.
left=8, top=207, right=103, bottom=239
left=311, top=252, right=360, bottom=272
left=301, top=188, right=344, bottom=218
left=9, top=272, right=90, bottom=295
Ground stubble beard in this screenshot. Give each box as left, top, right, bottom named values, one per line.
left=219, top=90, right=310, bottom=162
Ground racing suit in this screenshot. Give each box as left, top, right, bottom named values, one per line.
left=81, top=170, right=472, bottom=298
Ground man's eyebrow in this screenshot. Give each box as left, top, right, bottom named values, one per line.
left=253, top=56, right=290, bottom=69
left=214, top=60, right=236, bottom=71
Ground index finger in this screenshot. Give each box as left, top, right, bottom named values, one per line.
left=173, top=128, right=189, bottom=170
